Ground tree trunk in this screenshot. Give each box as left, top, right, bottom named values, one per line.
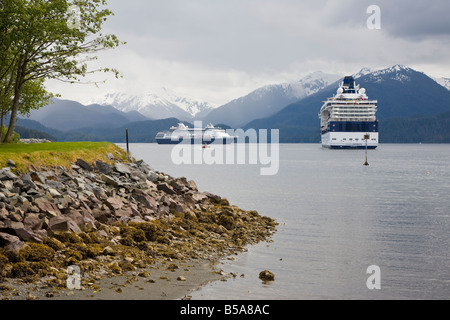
left=0, top=111, right=4, bottom=142
left=3, top=55, right=26, bottom=143
left=3, top=94, right=20, bottom=143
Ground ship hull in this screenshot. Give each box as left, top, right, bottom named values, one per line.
left=326, top=145, right=378, bottom=150
left=321, top=132, right=378, bottom=149
left=156, top=137, right=236, bottom=145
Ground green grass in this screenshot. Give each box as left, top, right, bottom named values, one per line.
left=0, top=141, right=128, bottom=173
left=0, top=141, right=111, bottom=153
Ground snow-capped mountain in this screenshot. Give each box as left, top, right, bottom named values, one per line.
left=90, top=87, right=216, bottom=121
left=433, top=77, right=450, bottom=91
left=203, top=71, right=341, bottom=127
left=293, top=71, right=342, bottom=96
left=353, top=67, right=372, bottom=79
left=360, top=64, right=416, bottom=83
left=245, top=64, right=450, bottom=142
left=85, top=65, right=449, bottom=130
left=355, top=65, right=450, bottom=91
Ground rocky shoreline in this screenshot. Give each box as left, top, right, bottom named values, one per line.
left=19, top=139, right=53, bottom=144
left=0, top=152, right=277, bottom=299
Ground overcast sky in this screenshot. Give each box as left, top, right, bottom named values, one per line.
left=48, top=0, right=450, bottom=106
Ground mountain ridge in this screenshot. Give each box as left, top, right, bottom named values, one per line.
left=88, top=87, right=216, bottom=121
left=16, top=64, right=450, bottom=143
left=24, top=98, right=150, bottom=132
left=202, top=71, right=341, bottom=127
left=244, top=65, right=450, bottom=142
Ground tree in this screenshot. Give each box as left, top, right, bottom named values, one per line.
left=0, top=79, right=53, bottom=141
left=0, top=0, right=15, bottom=140
left=0, top=0, right=123, bottom=143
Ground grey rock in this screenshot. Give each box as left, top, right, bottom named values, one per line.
left=191, top=193, right=208, bottom=202
left=48, top=216, right=82, bottom=234
left=2, top=180, right=13, bottom=191
left=21, top=173, right=38, bottom=191
left=7, top=159, right=16, bottom=167
left=0, top=232, right=21, bottom=247
left=259, top=270, right=275, bottom=281
left=102, top=245, right=116, bottom=255
left=9, top=186, right=21, bottom=194
left=4, top=220, right=25, bottom=229
left=76, top=158, right=93, bottom=171
left=0, top=207, right=8, bottom=220
left=95, top=160, right=113, bottom=174
left=5, top=239, right=26, bottom=252
left=23, top=214, right=44, bottom=230
left=100, top=174, right=120, bottom=187
left=187, top=180, right=198, bottom=191
left=55, top=196, right=71, bottom=210
left=157, top=182, right=176, bottom=195
left=91, top=185, right=107, bottom=199
left=115, top=206, right=133, bottom=219
left=47, top=188, right=62, bottom=198
left=14, top=228, right=43, bottom=243
left=105, top=196, right=124, bottom=210
left=20, top=138, right=51, bottom=144
left=146, top=171, right=159, bottom=183
left=114, top=162, right=131, bottom=175
left=0, top=168, right=17, bottom=181
left=34, top=196, right=61, bottom=218
left=30, top=171, right=47, bottom=184
left=8, top=210, right=23, bottom=222
left=132, top=191, right=157, bottom=210
left=92, top=208, right=111, bottom=224
left=46, top=180, right=64, bottom=190
left=26, top=188, right=40, bottom=196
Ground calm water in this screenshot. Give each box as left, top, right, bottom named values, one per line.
left=119, top=143, right=450, bottom=300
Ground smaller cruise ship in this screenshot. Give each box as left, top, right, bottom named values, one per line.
left=319, top=76, right=379, bottom=149
left=155, top=123, right=237, bottom=144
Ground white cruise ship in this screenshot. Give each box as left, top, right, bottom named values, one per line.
left=155, top=123, right=237, bottom=144
left=319, top=76, right=378, bottom=149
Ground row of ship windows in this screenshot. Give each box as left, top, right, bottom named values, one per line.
left=331, top=110, right=375, bottom=115
left=331, top=117, right=375, bottom=120
left=329, top=111, right=376, bottom=114
left=330, top=119, right=377, bottom=122
left=327, top=105, right=377, bottom=108
left=329, top=107, right=377, bottom=110
left=331, top=138, right=377, bottom=141
left=331, top=111, right=376, bottom=113
left=331, top=120, right=376, bottom=122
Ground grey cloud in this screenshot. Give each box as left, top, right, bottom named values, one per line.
left=381, top=0, right=450, bottom=39
left=323, top=0, right=450, bottom=40
left=55, top=0, right=450, bottom=105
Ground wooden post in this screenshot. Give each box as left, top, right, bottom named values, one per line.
left=126, top=128, right=129, bottom=154
left=363, top=134, right=370, bottom=166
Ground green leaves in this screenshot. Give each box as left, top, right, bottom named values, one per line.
left=0, top=0, right=124, bottom=143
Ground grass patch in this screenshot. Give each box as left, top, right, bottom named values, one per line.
left=0, top=142, right=128, bottom=173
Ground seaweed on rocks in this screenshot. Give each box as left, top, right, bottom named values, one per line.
left=0, top=156, right=277, bottom=297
